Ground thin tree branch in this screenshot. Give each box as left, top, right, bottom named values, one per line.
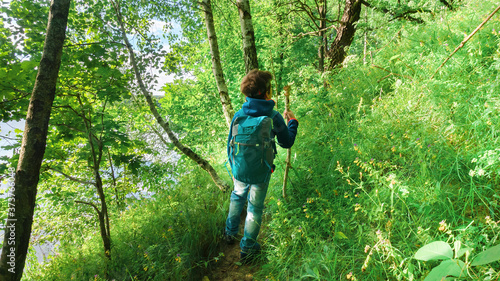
left=294, top=0, right=321, bottom=30
left=431, top=4, right=500, bottom=79
left=76, top=91, right=100, bottom=149
left=313, top=0, right=319, bottom=11
left=107, top=148, right=120, bottom=207
left=129, top=91, right=174, bottom=149
left=0, top=135, right=19, bottom=141
left=372, top=64, right=413, bottom=80
left=292, top=23, right=338, bottom=38
left=0, top=89, right=30, bottom=105
left=377, top=73, right=393, bottom=83
left=75, top=200, right=101, bottom=215
left=60, top=84, right=94, bottom=97
left=361, top=0, right=431, bottom=23
left=128, top=23, right=154, bottom=44
left=286, top=0, right=336, bottom=23
left=52, top=104, right=88, bottom=120
left=47, top=167, right=96, bottom=186
left=64, top=41, right=127, bottom=48
left=99, top=97, right=107, bottom=144
left=52, top=123, right=85, bottom=133
left=389, top=10, right=426, bottom=24
left=149, top=124, right=173, bottom=149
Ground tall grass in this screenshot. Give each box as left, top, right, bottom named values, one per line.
left=257, top=0, right=500, bottom=279
left=25, top=172, right=228, bottom=281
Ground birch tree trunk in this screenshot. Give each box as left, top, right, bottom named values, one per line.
left=237, top=0, right=259, bottom=73
left=201, top=0, right=234, bottom=127
left=326, top=0, right=362, bottom=70
left=0, top=0, right=70, bottom=279
left=112, top=0, right=229, bottom=192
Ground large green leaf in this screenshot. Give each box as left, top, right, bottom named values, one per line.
left=456, top=247, right=473, bottom=259
left=471, top=244, right=500, bottom=266
left=415, top=241, right=453, bottom=261
left=424, top=259, right=466, bottom=281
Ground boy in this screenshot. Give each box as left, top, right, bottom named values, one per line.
left=225, top=69, right=299, bottom=263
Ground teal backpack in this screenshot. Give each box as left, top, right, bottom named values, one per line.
left=228, top=112, right=277, bottom=184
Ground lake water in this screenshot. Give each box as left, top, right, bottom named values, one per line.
left=1, top=120, right=56, bottom=265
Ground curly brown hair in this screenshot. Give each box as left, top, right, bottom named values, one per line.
left=240, top=69, right=273, bottom=99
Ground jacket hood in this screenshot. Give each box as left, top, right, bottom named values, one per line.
left=241, top=97, right=275, bottom=116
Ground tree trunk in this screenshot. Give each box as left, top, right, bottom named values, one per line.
left=275, top=0, right=286, bottom=99
left=326, top=0, right=362, bottom=70
left=112, top=0, right=229, bottom=192
left=201, top=0, right=234, bottom=127
left=0, top=0, right=70, bottom=280
left=94, top=171, right=111, bottom=259
left=82, top=111, right=111, bottom=259
left=318, top=0, right=327, bottom=72
left=236, top=0, right=259, bottom=73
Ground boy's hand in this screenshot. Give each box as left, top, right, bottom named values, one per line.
left=283, top=110, right=296, bottom=122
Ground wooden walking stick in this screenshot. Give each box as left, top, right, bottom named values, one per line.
left=431, top=4, right=500, bottom=80
left=282, top=85, right=292, bottom=199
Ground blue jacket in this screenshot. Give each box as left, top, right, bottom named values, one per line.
left=227, top=97, right=299, bottom=158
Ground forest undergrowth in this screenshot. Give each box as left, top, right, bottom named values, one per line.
left=20, top=0, right=500, bottom=280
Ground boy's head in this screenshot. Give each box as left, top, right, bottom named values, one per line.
left=240, top=69, right=273, bottom=99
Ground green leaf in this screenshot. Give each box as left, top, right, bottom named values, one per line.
left=456, top=247, right=472, bottom=259
left=415, top=241, right=453, bottom=261
left=335, top=231, right=348, bottom=239
left=424, top=259, right=466, bottom=281
left=471, top=244, right=500, bottom=266
left=20, top=60, right=37, bottom=71
left=389, top=54, right=400, bottom=61
left=0, top=91, right=14, bottom=101
left=14, top=128, right=23, bottom=134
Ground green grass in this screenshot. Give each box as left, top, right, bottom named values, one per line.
left=25, top=174, right=228, bottom=281
left=254, top=1, right=500, bottom=279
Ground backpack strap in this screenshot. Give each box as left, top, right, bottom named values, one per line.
left=232, top=123, right=239, bottom=137
left=269, top=111, right=278, bottom=153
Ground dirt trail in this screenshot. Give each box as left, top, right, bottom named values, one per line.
left=202, top=241, right=261, bottom=281
left=202, top=211, right=262, bottom=281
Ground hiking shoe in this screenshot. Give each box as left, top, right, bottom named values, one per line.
left=223, top=230, right=237, bottom=245
left=240, top=243, right=261, bottom=264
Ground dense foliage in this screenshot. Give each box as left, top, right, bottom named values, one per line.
left=0, top=0, right=499, bottom=280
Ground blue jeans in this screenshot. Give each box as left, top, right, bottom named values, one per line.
left=225, top=178, right=269, bottom=253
